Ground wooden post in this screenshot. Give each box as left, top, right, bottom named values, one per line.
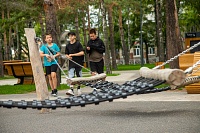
left=25, top=28, right=49, bottom=101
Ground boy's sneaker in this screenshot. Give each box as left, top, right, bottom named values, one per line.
left=66, top=89, right=74, bottom=96
left=51, top=89, right=57, bottom=97
left=54, top=89, right=58, bottom=96
left=77, top=89, right=82, bottom=96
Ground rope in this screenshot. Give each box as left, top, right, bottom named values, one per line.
left=153, top=41, right=200, bottom=70
left=35, top=37, right=93, bottom=79
left=184, top=60, right=200, bottom=75
left=45, top=46, right=69, bottom=79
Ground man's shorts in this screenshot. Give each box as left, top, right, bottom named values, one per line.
left=90, top=59, right=104, bottom=74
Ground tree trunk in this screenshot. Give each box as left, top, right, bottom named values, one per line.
left=16, top=25, right=21, bottom=60
left=87, top=6, right=91, bottom=33
left=174, top=0, right=183, bottom=53
left=119, top=7, right=129, bottom=65
left=82, top=10, right=88, bottom=67
left=0, top=34, right=3, bottom=77
left=155, top=0, right=165, bottom=62
left=44, top=0, right=61, bottom=85
left=2, top=10, right=8, bottom=60
left=86, top=6, right=91, bottom=68
left=39, top=13, right=45, bottom=41
left=101, top=0, right=111, bottom=74
left=7, top=10, right=13, bottom=60
left=75, top=12, right=80, bottom=41
left=108, top=5, right=117, bottom=70
left=127, top=8, right=132, bottom=63
left=144, top=40, right=149, bottom=63
left=165, top=0, right=181, bottom=69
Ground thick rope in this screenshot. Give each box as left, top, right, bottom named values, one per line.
left=153, top=42, right=200, bottom=70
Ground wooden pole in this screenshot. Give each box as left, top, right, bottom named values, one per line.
left=25, top=28, right=49, bottom=101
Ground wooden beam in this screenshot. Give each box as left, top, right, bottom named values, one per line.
left=25, top=28, right=49, bottom=101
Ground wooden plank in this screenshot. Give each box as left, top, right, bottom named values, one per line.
left=185, top=52, right=200, bottom=94
left=25, top=28, right=49, bottom=101
left=23, top=64, right=33, bottom=76
left=179, top=53, right=194, bottom=71
left=3, top=60, right=23, bottom=63
left=4, top=65, right=13, bottom=76
left=12, top=64, right=24, bottom=76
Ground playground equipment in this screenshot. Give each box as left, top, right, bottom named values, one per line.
left=0, top=29, right=200, bottom=110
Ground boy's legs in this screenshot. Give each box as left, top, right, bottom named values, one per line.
left=46, top=65, right=56, bottom=96
left=75, top=67, right=82, bottom=95
left=50, top=64, right=58, bottom=96
left=66, top=68, right=75, bottom=96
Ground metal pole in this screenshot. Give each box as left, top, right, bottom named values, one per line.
left=140, top=0, right=144, bottom=66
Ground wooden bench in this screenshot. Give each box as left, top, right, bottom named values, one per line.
left=4, top=62, right=34, bottom=85
left=179, top=53, right=194, bottom=71
left=185, top=52, right=200, bottom=94
left=3, top=60, right=23, bottom=75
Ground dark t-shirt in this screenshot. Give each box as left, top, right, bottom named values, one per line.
left=65, top=41, right=84, bottom=69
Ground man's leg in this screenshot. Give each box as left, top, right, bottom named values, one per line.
left=96, top=59, right=104, bottom=74
left=90, top=61, right=97, bottom=76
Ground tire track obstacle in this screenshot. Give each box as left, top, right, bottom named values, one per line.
left=1, top=39, right=200, bottom=110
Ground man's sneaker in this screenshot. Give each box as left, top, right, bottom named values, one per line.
left=77, top=89, right=82, bottom=96
left=66, top=89, right=74, bottom=96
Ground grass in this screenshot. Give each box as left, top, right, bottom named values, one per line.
left=0, top=63, right=168, bottom=95
left=0, top=84, right=70, bottom=95
left=0, top=75, right=15, bottom=80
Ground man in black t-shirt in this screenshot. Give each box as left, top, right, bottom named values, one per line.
left=65, top=32, right=84, bottom=96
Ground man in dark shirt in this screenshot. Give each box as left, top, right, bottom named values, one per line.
left=65, top=32, right=84, bottom=96
left=86, top=28, right=105, bottom=76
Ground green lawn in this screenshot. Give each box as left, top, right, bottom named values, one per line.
left=0, top=84, right=70, bottom=95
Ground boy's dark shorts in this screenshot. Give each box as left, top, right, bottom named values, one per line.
left=45, top=64, right=58, bottom=75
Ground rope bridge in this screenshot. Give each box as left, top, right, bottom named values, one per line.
left=0, top=36, right=200, bottom=110
left=0, top=76, right=169, bottom=109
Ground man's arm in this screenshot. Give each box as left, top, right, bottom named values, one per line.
left=90, top=40, right=105, bottom=53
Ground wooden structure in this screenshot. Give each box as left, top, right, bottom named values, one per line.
left=155, top=62, right=165, bottom=69
left=25, top=28, right=49, bottom=101
left=4, top=62, right=34, bottom=85
left=185, top=32, right=200, bottom=53
left=185, top=52, right=200, bottom=94
left=179, top=54, right=194, bottom=71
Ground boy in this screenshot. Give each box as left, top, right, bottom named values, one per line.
left=40, top=33, right=60, bottom=96
left=65, top=32, right=84, bottom=96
